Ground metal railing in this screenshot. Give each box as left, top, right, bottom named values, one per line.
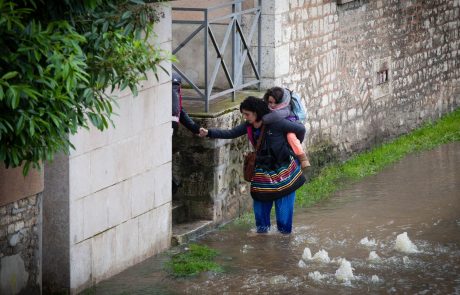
left=172, top=0, right=262, bottom=112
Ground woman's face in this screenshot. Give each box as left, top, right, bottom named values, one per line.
left=267, top=96, right=277, bottom=109
left=241, top=109, right=258, bottom=124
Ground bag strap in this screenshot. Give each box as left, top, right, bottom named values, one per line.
left=254, top=125, right=265, bottom=153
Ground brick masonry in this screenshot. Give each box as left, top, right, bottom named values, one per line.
left=277, top=0, right=460, bottom=153
left=0, top=194, right=41, bottom=294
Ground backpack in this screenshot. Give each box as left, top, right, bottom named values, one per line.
left=288, top=89, right=308, bottom=124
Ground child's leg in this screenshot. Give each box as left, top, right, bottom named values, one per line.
left=287, top=133, right=310, bottom=169
left=286, top=133, right=304, bottom=155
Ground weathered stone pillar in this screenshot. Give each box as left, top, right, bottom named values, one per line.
left=257, top=0, right=291, bottom=89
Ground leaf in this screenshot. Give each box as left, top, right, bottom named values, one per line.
left=16, top=114, right=25, bottom=133
left=29, top=119, right=35, bottom=136
left=121, top=11, right=132, bottom=20
left=2, top=71, right=18, bottom=80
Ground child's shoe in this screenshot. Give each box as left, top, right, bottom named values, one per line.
left=297, top=153, right=311, bottom=170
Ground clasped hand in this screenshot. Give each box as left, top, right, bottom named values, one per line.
left=199, top=127, right=208, bottom=137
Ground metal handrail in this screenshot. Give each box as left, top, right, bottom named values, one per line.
left=172, top=0, right=262, bottom=112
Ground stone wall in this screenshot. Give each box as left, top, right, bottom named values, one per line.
left=0, top=194, right=41, bottom=294
left=42, top=4, right=173, bottom=294
left=279, top=0, right=460, bottom=153
left=173, top=106, right=252, bottom=223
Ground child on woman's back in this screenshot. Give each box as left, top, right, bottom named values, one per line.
left=262, top=87, right=310, bottom=169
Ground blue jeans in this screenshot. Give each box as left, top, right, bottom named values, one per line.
left=253, top=191, right=296, bottom=234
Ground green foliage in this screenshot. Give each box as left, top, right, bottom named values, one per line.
left=296, top=108, right=460, bottom=207
left=0, top=0, right=172, bottom=174
left=165, top=244, right=222, bottom=277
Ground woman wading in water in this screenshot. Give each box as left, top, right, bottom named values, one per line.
left=199, top=96, right=306, bottom=234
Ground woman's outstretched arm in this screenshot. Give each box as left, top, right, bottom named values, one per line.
left=203, top=123, right=248, bottom=139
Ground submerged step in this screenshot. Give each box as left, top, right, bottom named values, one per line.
left=172, top=220, right=214, bottom=246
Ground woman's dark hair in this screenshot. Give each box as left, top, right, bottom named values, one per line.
left=262, top=87, right=284, bottom=104
left=240, top=96, right=270, bottom=122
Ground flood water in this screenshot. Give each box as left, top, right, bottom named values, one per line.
left=91, top=143, right=460, bottom=294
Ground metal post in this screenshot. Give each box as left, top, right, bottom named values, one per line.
left=257, top=0, right=262, bottom=91
left=232, top=3, right=236, bottom=102
left=204, top=9, right=209, bottom=112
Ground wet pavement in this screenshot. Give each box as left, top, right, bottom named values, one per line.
left=87, top=143, right=460, bottom=294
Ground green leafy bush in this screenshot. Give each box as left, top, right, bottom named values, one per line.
left=0, top=0, right=171, bottom=174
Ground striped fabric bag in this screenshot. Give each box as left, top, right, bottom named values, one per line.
left=250, top=155, right=305, bottom=201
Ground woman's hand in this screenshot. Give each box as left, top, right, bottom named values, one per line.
left=199, top=128, right=208, bottom=137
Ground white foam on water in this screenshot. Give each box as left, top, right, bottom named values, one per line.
left=371, top=275, right=380, bottom=283
left=302, top=247, right=312, bottom=260
left=312, top=249, right=331, bottom=263
left=308, top=271, right=326, bottom=281
left=403, top=256, right=410, bottom=265
left=335, top=258, right=355, bottom=282
left=394, top=232, right=419, bottom=253
left=368, top=251, right=381, bottom=262
left=241, top=244, right=254, bottom=253
left=359, top=237, right=377, bottom=247
left=298, top=259, right=307, bottom=268
left=269, top=275, right=287, bottom=284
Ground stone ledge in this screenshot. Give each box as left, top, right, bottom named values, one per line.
left=182, top=90, right=265, bottom=118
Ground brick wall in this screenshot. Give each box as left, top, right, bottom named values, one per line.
left=279, top=0, right=460, bottom=154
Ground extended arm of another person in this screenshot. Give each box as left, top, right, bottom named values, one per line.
left=205, top=123, right=248, bottom=139
left=278, top=120, right=306, bottom=143
left=179, top=108, right=200, bottom=134
left=262, top=108, right=291, bottom=124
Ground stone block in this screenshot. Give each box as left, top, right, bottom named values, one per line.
left=70, top=240, right=92, bottom=291
left=154, top=162, right=172, bottom=208
left=261, top=0, right=290, bottom=15
left=115, top=218, right=139, bottom=269
left=153, top=123, right=173, bottom=167
left=137, top=210, right=156, bottom=259
left=70, top=199, right=84, bottom=244
left=113, top=137, right=142, bottom=182
left=154, top=82, right=172, bottom=126
left=131, top=169, right=156, bottom=217
left=83, top=191, right=108, bottom=239
left=258, top=13, right=283, bottom=47
left=132, top=86, right=158, bottom=132
left=139, top=127, right=157, bottom=172
left=106, top=181, right=132, bottom=228
left=69, top=154, right=91, bottom=201
left=91, top=229, right=117, bottom=283
left=69, top=128, right=91, bottom=157
left=107, top=96, right=134, bottom=144
left=139, top=43, right=172, bottom=90
left=90, top=145, right=117, bottom=193
left=151, top=203, right=171, bottom=251
left=152, top=3, right=172, bottom=45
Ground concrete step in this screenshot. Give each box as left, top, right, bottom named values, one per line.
left=171, top=219, right=214, bottom=246
left=172, top=200, right=187, bottom=225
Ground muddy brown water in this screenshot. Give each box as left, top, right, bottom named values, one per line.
left=89, top=143, right=460, bottom=294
